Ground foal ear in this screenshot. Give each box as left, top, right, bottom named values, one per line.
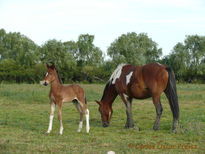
left=95, top=100, right=101, bottom=105
left=51, top=63, right=55, bottom=69
left=46, top=64, right=49, bottom=68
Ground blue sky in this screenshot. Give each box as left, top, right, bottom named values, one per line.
left=0, top=0, right=205, bottom=57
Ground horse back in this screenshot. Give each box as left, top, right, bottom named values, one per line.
left=116, top=63, right=169, bottom=99
left=50, top=84, right=85, bottom=103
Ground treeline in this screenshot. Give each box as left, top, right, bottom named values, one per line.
left=0, top=28, right=205, bottom=83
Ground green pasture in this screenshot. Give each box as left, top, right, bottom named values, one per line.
left=0, top=84, right=204, bottom=153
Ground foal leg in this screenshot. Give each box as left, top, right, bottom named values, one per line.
left=153, top=98, right=163, bottom=130
left=85, top=108, right=90, bottom=133
left=46, top=101, right=55, bottom=134
left=78, top=113, right=83, bottom=132
left=120, top=94, right=134, bottom=129
left=58, top=102, right=64, bottom=135
left=74, top=101, right=84, bottom=132
left=76, top=98, right=90, bottom=133
left=81, top=103, right=90, bottom=133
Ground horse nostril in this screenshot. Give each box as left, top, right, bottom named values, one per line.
left=43, top=82, right=48, bottom=86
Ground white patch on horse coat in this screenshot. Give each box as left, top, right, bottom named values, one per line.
left=157, top=62, right=163, bottom=66
left=59, top=126, right=64, bottom=135
left=47, top=115, right=54, bottom=133
left=123, top=93, right=129, bottom=102
left=85, top=109, right=90, bottom=133
left=46, top=72, right=48, bottom=77
left=126, top=71, right=133, bottom=85
left=109, top=64, right=126, bottom=84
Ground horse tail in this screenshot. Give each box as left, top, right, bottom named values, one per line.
left=85, top=96, right=87, bottom=105
left=164, top=67, right=179, bottom=121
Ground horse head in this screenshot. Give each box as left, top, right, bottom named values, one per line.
left=41, top=64, right=57, bottom=86
left=96, top=100, right=113, bottom=127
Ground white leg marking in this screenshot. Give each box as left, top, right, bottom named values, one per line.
left=123, top=93, right=129, bottom=102
left=108, top=111, right=111, bottom=121
left=77, top=121, right=83, bottom=132
left=47, top=115, right=54, bottom=134
left=59, top=126, right=64, bottom=135
left=47, top=103, right=55, bottom=134
left=109, top=64, right=126, bottom=84
left=85, top=109, right=90, bottom=133
left=126, top=71, right=133, bottom=85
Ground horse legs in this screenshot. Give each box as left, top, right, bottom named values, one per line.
left=85, top=109, right=90, bottom=133
left=120, top=94, right=134, bottom=129
left=73, top=101, right=84, bottom=132
left=58, top=102, right=64, bottom=135
left=46, top=101, right=55, bottom=134
left=78, top=113, right=83, bottom=132
left=153, top=97, right=163, bottom=130
left=74, top=98, right=90, bottom=133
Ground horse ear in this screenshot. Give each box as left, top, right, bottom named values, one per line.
left=46, top=64, right=49, bottom=68
left=51, top=63, right=55, bottom=69
left=95, top=100, right=101, bottom=105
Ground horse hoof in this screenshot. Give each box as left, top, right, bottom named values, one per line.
left=153, top=126, right=159, bottom=131
left=134, top=126, right=140, bottom=131
left=124, top=125, right=135, bottom=129
left=86, top=129, right=90, bottom=133
left=172, top=129, right=177, bottom=134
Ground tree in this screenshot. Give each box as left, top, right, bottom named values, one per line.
left=108, top=32, right=162, bottom=67
left=77, top=34, right=103, bottom=66
left=185, top=35, right=205, bottom=76
left=0, top=29, right=39, bottom=67
left=161, top=35, right=205, bottom=82
left=161, top=43, right=190, bottom=81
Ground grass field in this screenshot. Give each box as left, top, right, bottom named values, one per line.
left=0, top=84, right=204, bottom=153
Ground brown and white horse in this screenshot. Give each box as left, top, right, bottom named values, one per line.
left=96, top=63, right=179, bottom=133
left=41, top=64, right=90, bottom=135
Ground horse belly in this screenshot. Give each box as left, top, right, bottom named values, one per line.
left=129, top=84, right=151, bottom=99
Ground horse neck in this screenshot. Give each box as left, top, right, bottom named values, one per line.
left=50, top=74, right=62, bottom=90
left=101, top=82, right=118, bottom=106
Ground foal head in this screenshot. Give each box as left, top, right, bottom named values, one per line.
left=42, top=64, right=57, bottom=86
left=96, top=100, right=113, bottom=127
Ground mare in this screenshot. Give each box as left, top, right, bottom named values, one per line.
left=41, top=64, right=90, bottom=135
left=96, top=63, right=179, bottom=133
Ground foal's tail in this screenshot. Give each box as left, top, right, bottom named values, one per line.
left=85, top=96, right=87, bottom=105
left=164, top=67, right=179, bottom=120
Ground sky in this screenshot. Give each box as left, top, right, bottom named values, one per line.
left=0, top=0, right=205, bottom=57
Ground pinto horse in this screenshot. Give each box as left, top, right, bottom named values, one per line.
left=41, top=64, right=90, bottom=135
left=96, top=63, right=179, bottom=133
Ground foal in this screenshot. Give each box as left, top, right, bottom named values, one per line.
left=41, top=64, right=90, bottom=135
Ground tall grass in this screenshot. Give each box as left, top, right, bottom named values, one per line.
left=0, top=84, right=204, bottom=153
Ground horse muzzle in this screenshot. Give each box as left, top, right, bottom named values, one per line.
left=43, top=82, right=48, bottom=86
left=40, top=80, right=48, bottom=86
left=102, top=122, right=109, bottom=127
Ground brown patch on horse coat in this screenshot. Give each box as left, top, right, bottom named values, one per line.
left=114, top=63, right=168, bottom=99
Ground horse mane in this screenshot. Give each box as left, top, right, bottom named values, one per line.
left=101, top=81, right=111, bottom=101
left=55, top=69, right=63, bottom=84
left=109, top=64, right=126, bottom=83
